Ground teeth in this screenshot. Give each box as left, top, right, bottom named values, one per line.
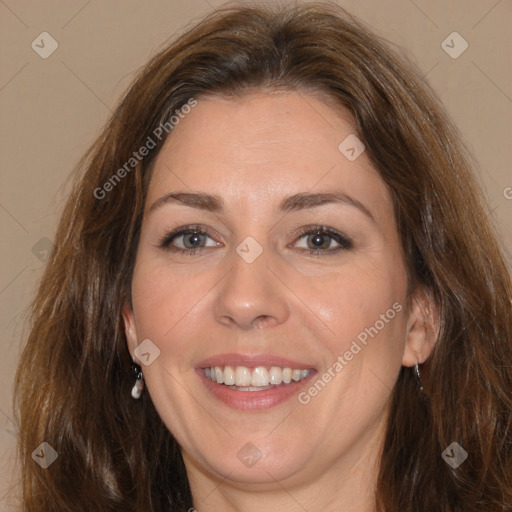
left=269, top=366, right=283, bottom=385
left=223, top=365, right=235, bottom=385
left=214, top=367, right=224, bottom=384
left=235, top=366, right=252, bottom=387
left=205, top=365, right=310, bottom=388
left=230, top=386, right=274, bottom=392
left=251, top=367, right=269, bottom=387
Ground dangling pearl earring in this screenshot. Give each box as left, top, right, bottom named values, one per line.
left=131, top=362, right=144, bottom=399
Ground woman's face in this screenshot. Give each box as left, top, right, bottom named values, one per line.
left=124, top=92, right=427, bottom=489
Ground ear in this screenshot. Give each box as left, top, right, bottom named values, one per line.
left=402, top=288, right=440, bottom=367
left=122, top=300, right=139, bottom=359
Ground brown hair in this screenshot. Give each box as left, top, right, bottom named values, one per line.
left=14, top=2, right=512, bottom=511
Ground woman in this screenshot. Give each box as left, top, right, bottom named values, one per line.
left=14, top=3, right=512, bottom=511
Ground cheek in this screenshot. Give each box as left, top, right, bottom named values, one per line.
left=129, top=256, right=231, bottom=384
left=303, top=261, right=406, bottom=337
left=294, top=261, right=408, bottom=393
left=292, top=268, right=406, bottom=432
left=131, top=260, right=210, bottom=340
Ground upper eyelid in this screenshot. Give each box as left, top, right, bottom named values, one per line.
left=160, top=225, right=222, bottom=245
left=288, top=224, right=346, bottom=238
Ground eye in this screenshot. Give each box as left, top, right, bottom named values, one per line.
left=159, top=225, right=221, bottom=255
left=292, top=226, right=353, bottom=255
left=158, top=224, right=353, bottom=257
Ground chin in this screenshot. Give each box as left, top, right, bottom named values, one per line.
left=188, top=435, right=313, bottom=486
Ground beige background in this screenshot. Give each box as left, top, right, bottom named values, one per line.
left=1, top=0, right=510, bottom=507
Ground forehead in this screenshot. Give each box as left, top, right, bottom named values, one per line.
left=148, top=91, right=392, bottom=218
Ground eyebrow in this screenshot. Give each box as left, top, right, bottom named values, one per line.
left=149, top=191, right=375, bottom=222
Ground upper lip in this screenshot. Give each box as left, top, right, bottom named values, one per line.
left=196, top=353, right=315, bottom=370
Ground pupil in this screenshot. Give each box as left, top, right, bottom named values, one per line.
left=310, top=233, right=326, bottom=248
left=186, top=232, right=203, bottom=248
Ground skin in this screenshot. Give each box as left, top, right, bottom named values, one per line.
left=123, top=91, right=438, bottom=512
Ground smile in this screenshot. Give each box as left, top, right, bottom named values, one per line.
left=196, top=354, right=316, bottom=410
left=205, top=365, right=311, bottom=390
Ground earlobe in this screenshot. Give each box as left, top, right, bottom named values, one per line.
left=122, top=300, right=138, bottom=358
left=402, top=289, right=440, bottom=367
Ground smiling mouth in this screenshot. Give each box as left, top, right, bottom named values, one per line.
left=204, top=365, right=312, bottom=391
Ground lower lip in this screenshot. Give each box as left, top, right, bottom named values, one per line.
left=197, top=369, right=315, bottom=410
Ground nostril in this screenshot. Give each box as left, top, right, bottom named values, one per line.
left=252, top=315, right=273, bottom=328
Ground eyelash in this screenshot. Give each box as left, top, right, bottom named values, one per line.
left=158, top=224, right=354, bottom=257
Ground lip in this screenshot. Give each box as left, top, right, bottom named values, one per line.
left=196, top=353, right=314, bottom=371
left=196, top=353, right=316, bottom=411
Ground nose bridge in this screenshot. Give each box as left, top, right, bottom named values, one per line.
left=213, top=236, right=290, bottom=329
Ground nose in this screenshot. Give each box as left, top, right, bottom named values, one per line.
left=213, top=247, right=290, bottom=330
